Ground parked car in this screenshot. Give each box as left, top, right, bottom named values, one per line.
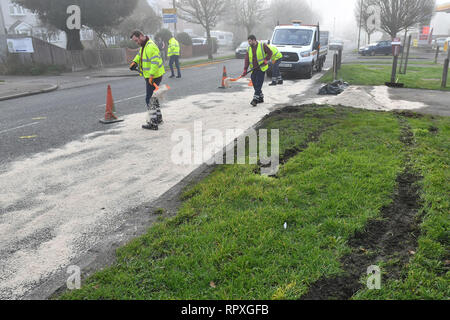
left=329, top=39, right=344, bottom=51
left=192, top=37, right=207, bottom=46
left=359, top=40, right=403, bottom=56
left=235, top=41, right=249, bottom=59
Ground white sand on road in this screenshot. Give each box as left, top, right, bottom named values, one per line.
left=0, top=75, right=433, bottom=299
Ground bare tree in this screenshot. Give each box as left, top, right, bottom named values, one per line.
left=177, top=0, right=228, bottom=60
left=230, top=0, right=266, bottom=35
left=267, top=0, right=319, bottom=27
left=355, top=0, right=377, bottom=44
left=368, top=0, right=436, bottom=39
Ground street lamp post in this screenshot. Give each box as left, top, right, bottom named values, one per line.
left=0, top=1, right=8, bottom=63
left=357, top=0, right=363, bottom=51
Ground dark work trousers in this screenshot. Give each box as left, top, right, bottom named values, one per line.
left=145, top=76, right=163, bottom=106
left=251, top=69, right=266, bottom=99
left=169, top=55, right=181, bottom=77
left=271, top=59, right=282, bottom=81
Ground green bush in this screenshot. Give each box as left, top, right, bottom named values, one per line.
left=177, top=32, right=192, bottom=46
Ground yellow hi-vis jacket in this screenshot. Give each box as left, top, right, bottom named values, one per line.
left=133, top=39, right=165, bottom=79
left=269, top=45, right=283, bottom=62
left=248, top=42, right=269, bottom=72
left=168, top=37, right=180, bottom=56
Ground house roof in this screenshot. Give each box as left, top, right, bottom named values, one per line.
left=8, top=20, right=32, bottom=33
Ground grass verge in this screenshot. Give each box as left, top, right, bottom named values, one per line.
left=59, top=106, right=448, bottom=300
left=321, top=64, right=450, bottom=91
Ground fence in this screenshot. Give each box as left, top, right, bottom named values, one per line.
left=6, top=35, right=127, bottom=72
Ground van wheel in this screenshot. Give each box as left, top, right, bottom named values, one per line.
left=304, top=64, right=313, bottom=79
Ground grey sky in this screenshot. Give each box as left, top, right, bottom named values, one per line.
left=313, top=0, right=448, bottom=31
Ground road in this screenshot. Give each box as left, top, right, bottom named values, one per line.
left=0, top=59, right=247, bottom=166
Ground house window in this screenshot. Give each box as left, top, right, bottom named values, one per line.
left=9, top=4, right=26, bottom=16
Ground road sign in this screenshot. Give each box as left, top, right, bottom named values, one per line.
left=392, top=37, right=401, bottom=56
left=163, top=15, right=177, bottom=24
left=444, top=40, right=449, bottom=52
left=163, top=8, right=177, bottom=14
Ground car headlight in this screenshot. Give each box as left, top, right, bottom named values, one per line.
left=300, top=51, right=311, bottom=57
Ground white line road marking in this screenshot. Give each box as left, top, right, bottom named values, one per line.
left=96, top=94, right=146, bottom=108
left=0, top=122, right=40, bottom=135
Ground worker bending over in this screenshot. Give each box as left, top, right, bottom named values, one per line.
left=129, top=30, right=165, bottom=131
left=242, top=35, right=273, bottom=107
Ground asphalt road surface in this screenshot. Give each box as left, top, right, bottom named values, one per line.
left=0, top=59, right=247, bottom=166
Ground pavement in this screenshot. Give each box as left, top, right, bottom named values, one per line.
left=0, top=80, right=58, bottom=101
left=0, top=49, right=236, bottom=100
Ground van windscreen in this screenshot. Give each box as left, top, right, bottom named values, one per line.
left=272, top=29, right=313, bottom=46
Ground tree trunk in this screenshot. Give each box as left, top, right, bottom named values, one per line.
left=368, top=33, right=371, bottom=45
left=205, top=25, right=213, bottom=60
left=66, top=29, right=84, bottom=51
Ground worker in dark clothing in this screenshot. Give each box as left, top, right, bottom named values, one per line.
left=242, top=35, right=273, bottom=107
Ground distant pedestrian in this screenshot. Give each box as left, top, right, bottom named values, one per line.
left=155, top=37, right=167, bottom=63
left=168, top=35, right=181, bottom=78
left=242, top=35, right=273, bottom=107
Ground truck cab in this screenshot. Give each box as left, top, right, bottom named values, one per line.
left=269, top=21, right=328, bottom=79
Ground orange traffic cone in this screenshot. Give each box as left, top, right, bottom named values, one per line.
left=100, top=85, right=124, bottom=124
left=219, top=66, right=228, bottom=89
left=248, top=79, right=253, bottom=87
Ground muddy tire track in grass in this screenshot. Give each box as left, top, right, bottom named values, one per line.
left=301, top=114, right=423, bottom=300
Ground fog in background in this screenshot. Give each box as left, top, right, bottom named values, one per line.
left=149, top=0, right=449, bottom=46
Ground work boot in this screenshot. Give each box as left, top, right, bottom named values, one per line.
left=278, top=80, right=284, bottom=85
left=169, top=75, right=175, bottom=78
left=156, top=110, right=163, bottom=124
left=142, top=122, right=158, bottom=130
left=257, top=97, right=264, bottom=104
left=269, top=81, right=277, bottom=86
left=250, top=99, right=258, bottom=107
left=176, top=75, right=181, bottom=78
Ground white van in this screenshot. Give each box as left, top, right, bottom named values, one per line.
left=209, top=31, right=234, bottom=47
left=269, top=22, right=328, bottom=78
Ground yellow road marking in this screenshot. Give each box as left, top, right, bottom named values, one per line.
left=20, top=135, right=37, bottom=139
left=32, top=117, right=47, bottom=120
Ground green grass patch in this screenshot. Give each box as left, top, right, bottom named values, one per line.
left=321, top=64, right=450, bottom=91
left=60, top=105, right=412, bottom=300
left=355, top=115, right=450, bottom=300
